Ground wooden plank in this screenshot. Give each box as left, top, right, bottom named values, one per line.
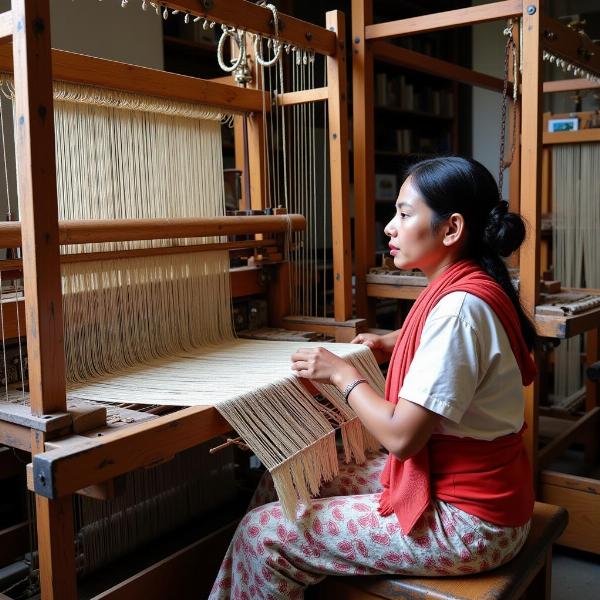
left=352, top=0, right=376, bottom=324
left=372, top=41, right=505, bottom=93
left=282, top=316, right=367, bottom=343
left=230, top=266, right=265, bottom=297
left=0, top=297, right=26, bottom=339
left=365, top=0, right=522, bottom=41
left=0, top=522, right=29, bottom=567
left=0, top=10, right=12, bottom=45
left=535, top=306, right=600, bottom=339
left=0, top=402, right=71, bottom=432
left=32, top=405, right=231, bottom=499
left=0, top=420, right=31, bottom=452
left=0, top=45, right=265, bottom=114
left=367, top=283, right=423, bottom=301
left=543, top=78, right=600, bottom=93
left=541, top=15, right=600, bottom=78
left=164, top=0, right=336, bottom=56
left=13, top=0, right=66, bottom=419
left=543, top=128, right=600, bottom=145
left=537, top=407, right=600, bottom=467
left=0, top=215, right=305, bottom=248
left=326, top=11, right=352, bottom=322
left=519, top=0, right=543, bottom=471
left=277, top=87, right=328, bottom=106
left=541, top=473, right=600, bottom=554
left=247, top=113, right=267, bottom=213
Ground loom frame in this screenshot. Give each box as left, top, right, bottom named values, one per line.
left=352, top=0, right=600, bottom=554
left=0, top=1, right=355, bottom=598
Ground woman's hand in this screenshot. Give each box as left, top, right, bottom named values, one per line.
left=351, top=331, right=397, bottom=354
left=290, top=347, right=359, bottom=387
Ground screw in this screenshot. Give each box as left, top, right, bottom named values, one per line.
left=38, top=473, right=46, bottom=486
left=527, top=5, right=536, bottom=15
left=354, top=36, right=360, bottom=44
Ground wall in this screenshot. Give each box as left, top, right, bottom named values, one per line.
left=471, top=1, right=509, bottom=199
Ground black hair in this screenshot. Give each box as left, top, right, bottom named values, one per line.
left=405, top=156, right=536, bottom=350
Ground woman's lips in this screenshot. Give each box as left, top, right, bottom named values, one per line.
left=389, top=244, right=399, bottom=256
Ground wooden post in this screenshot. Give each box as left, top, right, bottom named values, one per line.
left=326, top=11, right=353, bottom=322
left=519, top=0, right=543, bottom=471
left=12, top=0, right=66, bottom=416
left=351, top=0, right=376, bottom=323
left=12, top=2, right=77, bottom=597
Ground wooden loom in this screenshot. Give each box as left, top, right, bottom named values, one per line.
left=0, top=1, right=357, bottom=598
left=352, top=0, right=600, bottom=553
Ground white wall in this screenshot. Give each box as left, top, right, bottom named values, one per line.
left=471, top=2, right=508, bottom=199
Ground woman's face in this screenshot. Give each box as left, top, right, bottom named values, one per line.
left=383, top=176, right=449, bottom=273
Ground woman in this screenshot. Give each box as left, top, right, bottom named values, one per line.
left=210, top=157, right=536, bottom=600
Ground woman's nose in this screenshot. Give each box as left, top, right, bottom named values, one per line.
left=384, top=221, right=396, bottom=238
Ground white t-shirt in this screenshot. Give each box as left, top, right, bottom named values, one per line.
left=399, top=291, right=525, bottom=441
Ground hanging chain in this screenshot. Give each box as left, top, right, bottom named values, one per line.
left=498, top=19, right=518, bottom=200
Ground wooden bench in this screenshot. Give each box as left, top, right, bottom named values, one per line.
left=312, top=502, right=568, bottom=600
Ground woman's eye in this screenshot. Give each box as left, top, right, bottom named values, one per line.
left=400, top=212, right=409, bottom=219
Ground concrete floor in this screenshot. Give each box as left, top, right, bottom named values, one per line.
left=553, top=547, right=600, bottom=599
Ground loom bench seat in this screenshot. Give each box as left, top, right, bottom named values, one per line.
left=312, top=502, right=568, bottom=600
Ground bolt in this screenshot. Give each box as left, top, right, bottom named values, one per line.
left=38, top=473, right=46, bottom=486
left=332, top=132, right=337, bottom=139
left=354, top=36, right=360, bottom=44
left=527, top=5, right=536, bottom=15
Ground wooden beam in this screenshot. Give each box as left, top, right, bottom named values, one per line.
left=163, top=0, right=336, bottom=56
left=0, top=10, right=12, bottom=45
left=0, top=522, right=29, bottom=567
left=13, top=0, right=66, bottom=419
left=372, top=41, right=505, bottom=93
left=541, top=15, right=600, bottom=77
left=365, top=0, right=522, bottom=41
left=543, top=78, right=600, bottom=93
left=519, top=0, right=543, bottom=472
left=326, top=11, right=352, bottom=322
left=352, top=0, right=376, bottom=324
left=0, top=45, right=265, bottom=114
left=543, top=128, right=600, bottom=145
left=0, top=215, right=305, bottom=248
left=277, top=87, right=328, bottom=106
left=32, top=405, right=230, bottom=499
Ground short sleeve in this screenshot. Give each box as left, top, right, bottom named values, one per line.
left=399, top=315, right=481, bottom=423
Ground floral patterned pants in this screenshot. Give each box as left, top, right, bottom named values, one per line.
left=209, top=450, right=530, bottom=600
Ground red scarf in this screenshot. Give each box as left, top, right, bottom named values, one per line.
left=377, top=260, right=536, bottom=533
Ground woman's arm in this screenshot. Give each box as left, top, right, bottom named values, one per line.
left=291, top=348, right=440, bottom=460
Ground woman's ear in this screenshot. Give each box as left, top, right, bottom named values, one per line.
left=442, top=213, right=465, bottom=247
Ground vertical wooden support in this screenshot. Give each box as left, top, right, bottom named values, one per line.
left=519, top=0, right=543, bottom=472
left=13, top=0, right=66, bottom=416
left=13, top=2, right=77, bottom=598
left=32, top=432, right=77, bottom=600
left=326, top=11, right=352, bottom=322
left=247, top=112, right=267, bottom=211
left=351, top=0, right=376, bottom=323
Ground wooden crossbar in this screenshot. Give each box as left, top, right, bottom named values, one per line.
left=0, top=45, right=265, bottom=114
left=544, top=78, right=600, bottom=93
left=164, top=0, right=336, bottom=56
left=0, top=215, right=305, bottom=248
left=365, top=0, right=522, bottom=41
left=372, top=41, right=505, bottom=93
left=277, top=87, right=328, bottom=106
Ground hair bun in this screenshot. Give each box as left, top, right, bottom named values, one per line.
left=484, top=202, right=526, bottom=257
